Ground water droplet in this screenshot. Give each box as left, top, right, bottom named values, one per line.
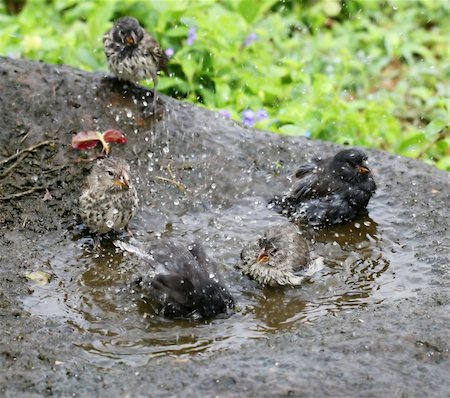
left=174, top=199, right=180, bottom=206
left=126, top=110, right=133, bottom=118
left=112, top=208, right=119, bottom=215
left=30, top=175, right=38, bottom=182
left=106, top=220, right=114, bottom=228
left=162, top=146, right=169, bottom=154
left=354, top=222, right=361, bottom=228
left=211, top=183, right=216, bottom=189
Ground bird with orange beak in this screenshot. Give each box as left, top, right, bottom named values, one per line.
left=79, top=157, right=138, bottom=234
left=103, top=16, right=169, bottom=109
left=237, top=224, right=311, bottom=286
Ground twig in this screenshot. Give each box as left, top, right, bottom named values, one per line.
left=19, top=132, right=30, bottom=146
left=0, top=140, right=55, bottom=166
left=167, top=163, right=176, bottom=179
left=154, top=176, right=187, bottom=192
left=42, top=164, right=70, bottom=174
left=0, top=153, right=29, bottom=178
left=0, top=186, right=45, bottom=201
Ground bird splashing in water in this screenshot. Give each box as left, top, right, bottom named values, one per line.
left=238, top=224, right=314, bottom=287
left=271, top=148, right=376, bottom=226
left=117, top=240, right=235, bottom=320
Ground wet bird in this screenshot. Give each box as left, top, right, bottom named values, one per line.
left=129, top=241, right=234, bottom=320
left=79, top=157, right=138, bottom=234
left=238, top=224, right=311, bottom=287
left=103, top=16, right=169, bottom=107
left=272, top=148, right=376, bottom=226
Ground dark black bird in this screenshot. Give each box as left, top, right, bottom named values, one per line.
left=103, top=16, right=169, bottom=107
left=130, top=241, right=234, bottom=320
left=272, top=149, right=376, bottom=226
left=238, top=224, right=311, bottom=287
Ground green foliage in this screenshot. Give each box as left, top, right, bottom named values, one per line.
left=0, top=0, right=448, bottom=170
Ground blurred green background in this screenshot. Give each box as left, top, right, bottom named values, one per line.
left=1, top=0, right=449, bottom=170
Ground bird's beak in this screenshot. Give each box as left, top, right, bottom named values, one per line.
left=126, top=32, right=137, bottom=45
left=256, top=248, right=270, bottom=264
left=358, top=162, right=370, bottom=174
left=114, top=174, right=130, bottom=189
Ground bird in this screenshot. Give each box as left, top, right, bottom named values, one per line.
left=271, top=148, right=376, bottom=226
left=237, top=224, right=311, bottom=287
left=103, top=16, right=169, bottom=108
left=79, top=157, right=138, bottom=234
left=128, top=240, right=235, bottom=320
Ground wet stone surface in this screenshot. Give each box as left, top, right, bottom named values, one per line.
left=0, top=57, right=449, bottom=397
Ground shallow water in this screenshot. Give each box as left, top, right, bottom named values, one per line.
left=21, top=178, right=425, bottom=366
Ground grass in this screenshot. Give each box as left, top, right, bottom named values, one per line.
left=1, top=0, right=448, bottom=170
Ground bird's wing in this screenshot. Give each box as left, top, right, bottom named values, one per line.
left=293, top=158, right=319, bottom=179
left=293, top=194, right=355, bottom=225
left=143, top=33, right=169, bottom=74
left=289, top=158, right=336, bottom=201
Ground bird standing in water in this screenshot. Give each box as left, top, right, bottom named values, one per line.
left=79, top=157, right=138, bottom=234
left=238, top=224, right=311, bottom=287
left=272, top=149, right=376, bottom=226
left=103, top=16, right=169, bottom=109
left=128, top=241, right=235, bottom=320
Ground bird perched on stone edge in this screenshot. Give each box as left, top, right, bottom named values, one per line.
left=238, top=224, right=312, bottom=287
left=130, top=240, right=235, bottom=320
left=270, top=148, right=376, bottom=226
left=103, top=16, right=169, bottom=108
left=79, top=157, right=138, bottom=234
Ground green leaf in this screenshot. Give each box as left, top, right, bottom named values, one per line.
left=397, top=132, right=426, bottom=153
left=279, top=124, right=306, bottom=136
left=424, top=119, right=447, bottom=138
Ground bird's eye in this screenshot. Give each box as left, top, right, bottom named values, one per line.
left=107, top=170, right=114, bottom=177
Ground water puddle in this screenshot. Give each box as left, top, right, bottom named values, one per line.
left=22, top=184, right=424, bottom=366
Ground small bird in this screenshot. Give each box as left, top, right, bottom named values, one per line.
left=272, top=148, right=376, bottom=226
left=103, top=16, right=169, bottom=107
left=79, top=157, right=138, bottom=234
left=238, top=224, right=311, bottom=287
left=130, top=241, right=235, bottom=319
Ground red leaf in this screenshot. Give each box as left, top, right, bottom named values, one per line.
left=103, top=129, right=128, bottom=144
left=71, top=131, right=103, bottom=150
left=74, top=140, right=99, bottom=150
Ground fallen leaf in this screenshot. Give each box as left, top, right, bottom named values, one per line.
left=71, top=131, right=103, bottom=150
left=25, top=271, right=52, bottom=285
left=42, top=189, right=53, bottom=201
left=103, top=129, right=128, bottom=144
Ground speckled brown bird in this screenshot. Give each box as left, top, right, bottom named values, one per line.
left=131, top=241, right=235, bottom=320
left=272, top=148, right=376, bottom=226
left=103, top=16, right=169, bottom=107
left=238, top=224, right=311, bottom=287
left=79, top=157, right=138, bottom=234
